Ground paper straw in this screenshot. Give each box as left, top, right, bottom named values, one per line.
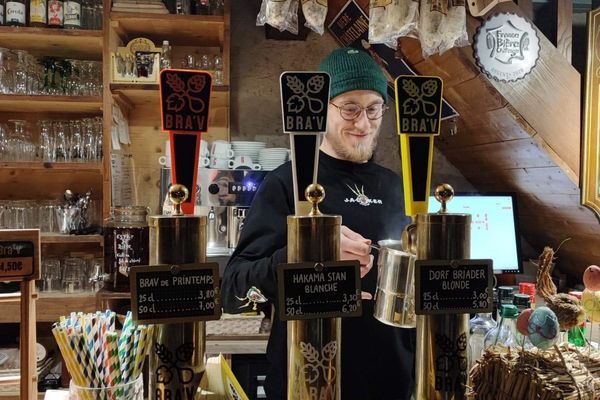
left=132, top=326, right=147, bottom=380
left=119, top=328, right=135, bottom=383
left=52, top=326, right=88, bottom=387
left=84, top=314, right=106, bottom=385
left=103, top=331, right=122, bottom=398
left=70, top=332, right=100, bottom=388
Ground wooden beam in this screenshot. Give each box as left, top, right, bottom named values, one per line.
left=555, top=0, right=573, bottom=63
left=517, top=0, right=534, bottom=20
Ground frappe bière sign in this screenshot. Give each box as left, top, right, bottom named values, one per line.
left=474, top=13, right=539, bottom=82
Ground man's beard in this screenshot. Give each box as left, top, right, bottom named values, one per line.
left=328, top=132, right=378, bottom=163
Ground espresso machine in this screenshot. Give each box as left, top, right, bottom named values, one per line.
left=160, top=167, right=268, bottom=255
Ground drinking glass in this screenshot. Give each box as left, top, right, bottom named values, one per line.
left=39, top=120, right=55, bottom=162
left=69, top=120, right=83, bottom=161
left=38, top=200, right=58, bottom=232
left=53, top=121, right=69, bottom=161
left=62, top=257, right=85, bottom=293
left=13, top=50, right=29, bottom=95
left=213, top=54, right=223, bottom=85
left=69, top=375, right=143, bottom=400
left=87, top=257, right=104, bottom=292
left=82, top=118, right=96, bottom=161
left=0, top=123, right=9, bottom=160
left=0, top=48, right=13, bottom=94
left=41, top=258, right=62, bottom=292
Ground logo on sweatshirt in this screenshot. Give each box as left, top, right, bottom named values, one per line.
left=344, top=184, right=383, bottom=206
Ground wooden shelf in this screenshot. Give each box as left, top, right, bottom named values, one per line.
left=0, top=162, right=102, bottom=171
left=0, top=292, right=97, bottom=322
left=110, top=12, right=225, bottom=47
left=40, top=234, right=103, bottom=244
left=0, top=95, right=102, bottom=113
left=110, top=83, right=229, bottom=107
left=0, top=26, right=102, bottom=60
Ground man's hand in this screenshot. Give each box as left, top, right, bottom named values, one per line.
left=340, top=225, right=374, bottom=300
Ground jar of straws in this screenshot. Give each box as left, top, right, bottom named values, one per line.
left=52, top=310, right=153, bottom=399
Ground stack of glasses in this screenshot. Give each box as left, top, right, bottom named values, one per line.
left=52, top=311, right=153, bottom=399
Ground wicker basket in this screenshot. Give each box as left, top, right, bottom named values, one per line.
left=468, top=344, right=600, bottom=400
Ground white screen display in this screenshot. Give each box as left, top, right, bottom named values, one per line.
left=428, top=194, right=521, bottom=274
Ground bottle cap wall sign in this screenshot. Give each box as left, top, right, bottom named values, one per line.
left=474, top=13, right=540, bottom=82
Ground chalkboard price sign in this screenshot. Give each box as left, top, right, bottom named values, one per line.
left=277, top=260, right=361, bottom=321
left=415, top=259, right=493, bottom=315
left=130, top=263, right=221, bottom=324
left=0, top=230, right=40, bottom=282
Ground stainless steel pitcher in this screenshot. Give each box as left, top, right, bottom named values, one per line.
left=374, top=239, right=416, bottom=328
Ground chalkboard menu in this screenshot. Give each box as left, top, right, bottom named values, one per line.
left=130, top=263, right=221, bottom=324
left=415, top=259, right=493, bottom=315
left=277, top=261, right=361, bottom=321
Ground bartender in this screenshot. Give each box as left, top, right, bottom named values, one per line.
left=221, top=48, right=414, bottom=400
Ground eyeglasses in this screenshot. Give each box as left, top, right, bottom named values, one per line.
left=329, top=102, right=389, bottom=121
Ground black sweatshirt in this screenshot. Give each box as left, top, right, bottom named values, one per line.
left=221, top=151, right=415, bottom=400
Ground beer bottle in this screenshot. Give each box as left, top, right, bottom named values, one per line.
left=47, top=0, right=63, bottom=28
left=5, top=0, right=26, bottom=26
left=63, top=0, right=80, bottom=28
left=29, top=0, right=47, bottom=27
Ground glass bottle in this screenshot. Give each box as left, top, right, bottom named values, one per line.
left=160, top=40, right=171, bottom=70
left=497, top=286, right=514, bottom=320
left=47, top=0, right=63, bottom=28
left=519, top=282, right=536, bottom=309
left=484, top=304, right=519, bottom=350
left=63, top=0, right=81, bottom=28
left=29, top=0, right=47, bottom=26
left=468, top=312, right=496, bottom=368
left=103, top=206, right=149, bottom=292
left=5, top=0, right=26, bottom=26
left=512, top=293, right=531, bottom=313
left=194, top=0, right=209, bottom=15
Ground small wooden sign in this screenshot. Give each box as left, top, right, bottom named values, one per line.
left=395, top=75, right=443, bottom=136
left=159, top=69, right=212, bottom=133
left=277, top=261, right=361, bottom=321
left=280, top=71, right=330, bottom=133
left=130, top=263, right=221, bottom=324
left=415, top=259, right=493, bottom=315
left=0, top=230, right=40, bottom=282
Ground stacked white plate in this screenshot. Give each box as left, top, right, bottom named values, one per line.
left=231, top=141, right=266, bottom=161
left=259, top=148, right=289, bottom=170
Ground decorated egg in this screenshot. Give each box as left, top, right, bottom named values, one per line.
left=527, top=307, right=559, bottom=350
left=583, top=265, right=600, bottom=291
left=516, top=308, right=533, bottom=336
left=582, top=289, right=600, bottom=322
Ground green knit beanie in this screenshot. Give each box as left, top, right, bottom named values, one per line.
left=318, top=47, right=388, bottom=102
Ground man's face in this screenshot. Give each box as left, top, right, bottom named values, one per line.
left=321, top=90, right=384, bottom=163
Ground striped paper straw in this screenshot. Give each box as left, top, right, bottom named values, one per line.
left=70, top=332, right=100, bottom=388
left=132, top=326, right=147, bottom=380
left=104, top=331, right=122, bottom=397
left=52, top=327, right=94, bottom=400
left=84, top=314, right=106, bottom=385
left=52, top=326, right=88, bottom=387
left=119, top=328, right=135, bottom=383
